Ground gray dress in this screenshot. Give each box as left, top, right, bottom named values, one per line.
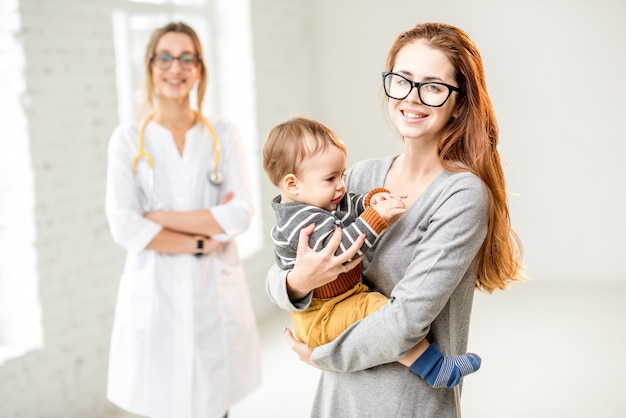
left=266, top=156, right=489, bottom=418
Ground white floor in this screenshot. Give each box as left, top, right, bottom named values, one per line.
left=229, top=312, right=320, bottom=418
left=113, top=280, right=626, bottom=418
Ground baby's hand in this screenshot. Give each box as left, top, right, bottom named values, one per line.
left=370, top=192, right=403, bottom=206
left=370, top=192, right=406, bottom=223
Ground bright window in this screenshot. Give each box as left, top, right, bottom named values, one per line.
left=0, top=0, right=43, bottom=365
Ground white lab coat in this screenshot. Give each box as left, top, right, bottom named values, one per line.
left=105, top=118, right=261, bottom=418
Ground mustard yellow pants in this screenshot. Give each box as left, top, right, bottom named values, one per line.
left=291, top=282, right=388, bottom=348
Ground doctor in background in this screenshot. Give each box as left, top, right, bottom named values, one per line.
left=105, top=21, right=260, bottom=418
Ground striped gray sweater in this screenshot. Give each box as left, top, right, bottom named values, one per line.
left=270, top=190, right=388, bottom=299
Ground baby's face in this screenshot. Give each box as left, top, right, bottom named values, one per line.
left=293, top=146, right=347, bottom=211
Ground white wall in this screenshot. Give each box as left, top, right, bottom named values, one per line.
left=0, top=1, right=124, bottom=416
left=302, top=0, right=626, bottom=283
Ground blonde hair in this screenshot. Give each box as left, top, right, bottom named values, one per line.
left=263, top=117, right=346, bottom=187
left=385, top=23, right=525, bottom=292
left=142, top=22, right=207, bottom=118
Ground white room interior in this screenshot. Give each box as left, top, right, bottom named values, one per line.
left=1, top=0, right=625, bottom=417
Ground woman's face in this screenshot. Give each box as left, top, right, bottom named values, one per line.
left=387, top=40, right=459, bottom=144
left=151, top=32, right=200, bottom=103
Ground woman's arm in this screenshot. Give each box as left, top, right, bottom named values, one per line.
left=208, top=121, right=254, bottom=240
left=105, top=126, right=162, bottom=254
left=144, top=209, right=223, bottom=236
left=144, top=192, right=234, bottom=236
left=145, top=228, right=224, bottom=255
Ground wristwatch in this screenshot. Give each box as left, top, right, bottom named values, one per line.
left=195, top=236, right=204, bottom=257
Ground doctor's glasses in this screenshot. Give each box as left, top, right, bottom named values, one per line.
left=151, top=53, right=200, bottom=70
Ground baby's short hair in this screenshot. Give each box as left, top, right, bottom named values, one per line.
left=262, top=117, right=346, bottom=187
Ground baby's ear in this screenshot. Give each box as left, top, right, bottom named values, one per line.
left=282, top=173, right=299, bottom=195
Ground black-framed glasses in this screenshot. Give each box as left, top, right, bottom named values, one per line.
left=151, top=53, right=200, bottom=70
left=382, top=72, right=462, bottom=107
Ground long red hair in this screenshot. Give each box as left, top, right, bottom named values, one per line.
left=385, top=22, right=524, bottom=292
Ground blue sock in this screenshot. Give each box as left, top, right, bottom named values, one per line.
left=409, top=343, right=481, bottom=388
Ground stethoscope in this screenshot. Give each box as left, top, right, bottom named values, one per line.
left=132, top=112, right=224, bottom=186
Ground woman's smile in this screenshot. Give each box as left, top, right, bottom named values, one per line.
left=401, top=109, right=428, bottom=120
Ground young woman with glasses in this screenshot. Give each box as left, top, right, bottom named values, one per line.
left=267, top=22, right=524, bottom=417
left=105, top=22, right=260, bottom=418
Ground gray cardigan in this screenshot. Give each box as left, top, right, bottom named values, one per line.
left=266, top=156, right=489, bottom=417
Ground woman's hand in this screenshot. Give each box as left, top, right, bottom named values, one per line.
left=144, top=211, right=164, bottom=225
left=283, top=327, right=321, bottom=369
left=219, top=191, right=234, bottom=205
left=142, top=192, right=235, bottom=236
left=286, top=224, right=365, bottom=301
left=203, top=237, right=226, bottom=254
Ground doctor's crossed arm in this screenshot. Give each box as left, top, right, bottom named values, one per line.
left=143, top=191, right=234, bottom=255
left=141, top=229, right=222, bottom=256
